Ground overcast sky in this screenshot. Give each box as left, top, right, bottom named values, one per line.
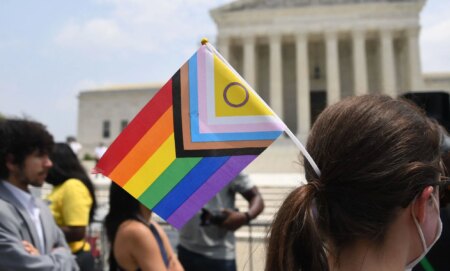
left=0, top=0, right=449, bottom=141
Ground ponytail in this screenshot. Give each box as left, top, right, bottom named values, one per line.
left=265, top=95, right=443, bottom=270
left=265, top=183, right=328, bottom=271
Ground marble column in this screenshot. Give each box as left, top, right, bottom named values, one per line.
left=218, top=36, right=230, bottom=60
left=296, top=32, right=310, bottom=138
left=380, top=29, right=397, bottom=97
left=352, top=29, right=368, bottom=95
left=269, top=34, right=283, bottom=119
left=243, top=36, right=256, bottom=87
left=325, top=31, right=340, bottom=105
left=407, top=27, right=424, bottom=90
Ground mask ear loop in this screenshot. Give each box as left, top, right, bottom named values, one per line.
left=430, top=193, right=440, bottom=212
left=427, top=193, right=443, bottom=248
left=411, top=197, right=428, bottom=252
left=412, top=193, right=441, bottom=251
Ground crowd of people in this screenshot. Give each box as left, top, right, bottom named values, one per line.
left=0, top=94, right=448, bottom=271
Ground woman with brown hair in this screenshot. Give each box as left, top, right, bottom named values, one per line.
left=104, top=182, right=184, bottom=271
left=266, top=95, right=447, bottom=271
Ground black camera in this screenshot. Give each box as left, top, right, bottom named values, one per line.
left=200, top=208, right=229, bottom=226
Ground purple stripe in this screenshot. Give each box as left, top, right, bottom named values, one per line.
left=167, top=155, right=257, bottom=229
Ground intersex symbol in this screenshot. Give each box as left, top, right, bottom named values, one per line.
left=223, top=82, right=249, bottom=108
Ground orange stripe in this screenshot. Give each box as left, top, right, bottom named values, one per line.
left=109, top=107, right=174, bottom=186
left=95, top=80, right=173, bottom=175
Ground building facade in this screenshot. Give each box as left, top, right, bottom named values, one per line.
left=211, top=0, right=427, bottom=138
left=77, top=0, right=450, bottom=156
left=77, top=84, right=160, bottom=158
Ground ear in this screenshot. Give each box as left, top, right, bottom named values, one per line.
left=5, top=154, right=18, bottom=172
left=413, top=186, right=435, bottom=224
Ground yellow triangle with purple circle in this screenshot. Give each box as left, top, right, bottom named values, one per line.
left=214, top=55, right=273, bottom=117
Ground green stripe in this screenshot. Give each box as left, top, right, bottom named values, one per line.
left=138, top=157, right=202, bottom=209
left=420, top=257, right=435, bottom=271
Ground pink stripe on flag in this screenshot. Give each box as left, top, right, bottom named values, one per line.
left=200, top=120, right=285, bottom=133
left=167, top=155, right=257, bottom=229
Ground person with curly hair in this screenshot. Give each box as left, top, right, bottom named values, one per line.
left=0, top=118, right=78, bottom=270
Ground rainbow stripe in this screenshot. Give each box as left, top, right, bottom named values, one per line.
left=95, top=44, right=285, bottom=229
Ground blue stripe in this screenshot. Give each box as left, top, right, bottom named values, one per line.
left=191, top=130, right=283, bottom=142
left=153, top=156, right=230, bottom=219
left=188, top=53, right=200, bottom=141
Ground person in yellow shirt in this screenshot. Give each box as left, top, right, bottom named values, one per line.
left=46, top=143, right=97, bottom=271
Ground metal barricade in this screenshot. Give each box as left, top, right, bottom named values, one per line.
left=87, top=219, right=270, bottom=271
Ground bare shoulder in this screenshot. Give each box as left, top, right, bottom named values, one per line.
left=114, top=219, right=155, bottom=271
left=114, top=220, right=154, bottom=259
left=116, top=219, right=151, bottom=241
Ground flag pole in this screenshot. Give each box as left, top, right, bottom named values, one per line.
left=202, top=38, right=321, bottom=177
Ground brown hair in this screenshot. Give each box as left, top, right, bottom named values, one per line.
left=0, top=118, right=54, bottom=179
left=266, top=95, right=442, bottom=271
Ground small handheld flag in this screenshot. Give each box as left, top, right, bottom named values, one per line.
left=95, top=39, right=319, bottom=229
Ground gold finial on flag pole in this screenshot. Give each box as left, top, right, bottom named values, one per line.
left=201, top=38, right=208, bottom=45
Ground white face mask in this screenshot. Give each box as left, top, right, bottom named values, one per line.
left=405, top=194, right=442, bottom=270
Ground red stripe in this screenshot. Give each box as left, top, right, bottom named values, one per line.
left=95, top=79, right=173, bottom=175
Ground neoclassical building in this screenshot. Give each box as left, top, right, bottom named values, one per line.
left=77, top=0, right=450, bottom=156
left=211, top=0, right=426, bottom=138
left=77, top=84, right=160, bottom=157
